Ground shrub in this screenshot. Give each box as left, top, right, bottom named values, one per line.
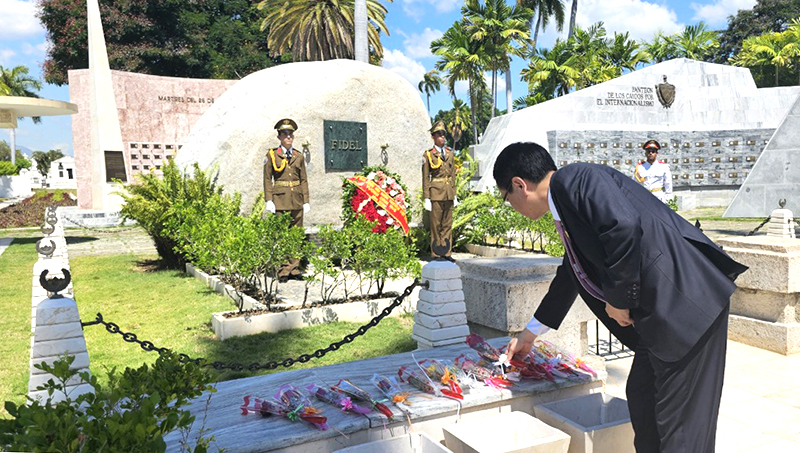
left=0, top=160, right=17, bottom=176
left=119, top=160, right=223, bottom=268
left=0, top=353, right=216, bottom=453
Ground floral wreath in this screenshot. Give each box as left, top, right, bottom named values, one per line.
left=341, top=165, right=412, bottom=234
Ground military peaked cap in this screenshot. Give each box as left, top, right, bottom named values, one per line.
left=429, top=121, right=446, bottom=134
left=643, top=139, right=661, bottom=150
left=274, top=118, right=298, bottom=132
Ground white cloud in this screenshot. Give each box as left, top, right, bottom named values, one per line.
left=534, top=0, right=684, bottom=48
left=400, top=28, right=444, bottom=59
left=0, top=49, right=17, bottom=65
left=576, top=0, right=684, bottom=41
left=402, top=0, right=462, bottom=22
left=0, top=0, right=44, bottom=39
left=691, top=0, right=757, bottom=29
left=382, top=48, right=427, bottom=87
left=21, top=41, right=48, bottom=56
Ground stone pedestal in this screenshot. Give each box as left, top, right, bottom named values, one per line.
left=717, top=236, right=800, bottom=355
left=457, top=255, right=595, bottom=356
left=767, top=208, right=796, bottom=238
left=413, top=261, right=470, bottom=349
left=29, top=297, right=93, bottom=403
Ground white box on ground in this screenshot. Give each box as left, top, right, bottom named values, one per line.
left=443, top=411, right=570, bottom=453
left=534, top=393, right=634, bottom=453
left=334, top=432, right=453, bottom=453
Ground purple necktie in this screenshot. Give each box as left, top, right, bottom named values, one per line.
left=554, top=220, right=606, bottom=302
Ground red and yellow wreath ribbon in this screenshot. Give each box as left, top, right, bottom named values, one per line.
left=269, top=149, right=287, bottom=172
left=347, top=175, right=409, bottom=235
left=426, top=150, right=443, bottom=169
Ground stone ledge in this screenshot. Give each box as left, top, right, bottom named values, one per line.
left=457, top=255, right=562, bottom=282
left=728, top=314, right=800, bottom=355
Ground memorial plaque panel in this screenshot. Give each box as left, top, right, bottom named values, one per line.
left=324, top=120, right=367, bottom=172
left=104, top=151, right=127, bottom=182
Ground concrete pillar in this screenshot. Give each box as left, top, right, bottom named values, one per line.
left=767, top=208, right=796, bottom=239
left=413, top=260, right=470, bottom=349
left=718, top=236, right=800, bottom=355
left=29, top=296, right=93, bottom=404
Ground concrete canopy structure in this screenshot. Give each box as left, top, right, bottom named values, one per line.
left=471, top=59, right=800, bottom=212
left=0, top=96, right=78, bottom=165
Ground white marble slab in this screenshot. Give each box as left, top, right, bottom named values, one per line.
left=164, top=337, right=606, bottom=453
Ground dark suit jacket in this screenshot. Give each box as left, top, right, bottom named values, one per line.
left=535, top=163, right=747, bottom=362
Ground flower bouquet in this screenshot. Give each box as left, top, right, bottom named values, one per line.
left=240, top=390, right=328, bottom=430
left=454, top=353, right=513, bottom=390
left=306, top=384, right=371, bottom=415
left=341, top=166, right=411, bottom=234
left=371, top=374, right=412, bottom=407
left=418, top=359, right=464, bottom=400
left=332, top=379, right=395, bottom=419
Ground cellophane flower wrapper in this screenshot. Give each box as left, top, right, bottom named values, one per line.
left=535, top=339, right=597, bottom=378
left=398, top=365, right=444, bottom=398
left=419, top=359, right=464, bottom=399
left=454, top=353, right=513, bottom=390
left=306, top=384, right=371, bottom=415
left=370, top=374, right=412, bottom=407
left=240, top=395, right=289, bottom=417
left=332, top=379, right=394, bottom=419
left=274, top=384, right=329, bottom=430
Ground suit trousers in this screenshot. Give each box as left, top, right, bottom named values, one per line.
left=626, top=305, right=729, bottom=452
left=430, top=200, right=454, bottom=256
left=277, top=210, right=303, bottom=278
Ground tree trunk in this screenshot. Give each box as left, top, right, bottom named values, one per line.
left=505, top=69, right=513, bottom=113
left=776, top=66, right=780, bottom=86
left=532, top=12, right=542, bottom=50
left=354, top=0, right=368, bottom=62
left=427, top=93, right=431, bottom=115
left=469, top=79, right=479, bottom=143
left=491, top=69, right=497, bottom=117
left=568, top=0, right=578, bottom=40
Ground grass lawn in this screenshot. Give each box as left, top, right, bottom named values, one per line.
left=0, top=246, right=415, bottom=418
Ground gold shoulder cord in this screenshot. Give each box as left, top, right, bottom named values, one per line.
left=269, top=149, right=287, bottom=172
left=634, top=165, right=645, bottom=183
left=426, top=150, right=443, bottom=169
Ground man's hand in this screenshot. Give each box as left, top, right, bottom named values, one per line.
left=424, top=198, right=432, bottom=211
left=506, top=329, right=537, bottom=363
left=266, top=200, right=276, bottom=214
left=453, top=196, right=460, bottom=207
left=605, top=303, right=633, bottom=327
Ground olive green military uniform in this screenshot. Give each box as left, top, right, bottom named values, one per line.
left=264, top=120, right=310, bottom=278
left=422, top=144, right=456, bottom=256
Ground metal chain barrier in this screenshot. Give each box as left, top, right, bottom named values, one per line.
left=62, top=216, right=142, bottom=234
left=82, top=279, right=425, bottom=371
left=746, top=216, right=771, bottom=237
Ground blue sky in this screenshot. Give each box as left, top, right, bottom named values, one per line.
left=1, top=0, right=756, bottom=156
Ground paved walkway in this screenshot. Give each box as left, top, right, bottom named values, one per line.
left=591, top=323, right=800, bottom=452
left=0, top=237, right=13, bottom=258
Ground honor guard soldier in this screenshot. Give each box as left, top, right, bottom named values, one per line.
left=264, top=118, right=310, bottom=280
left=634, top=139, right=673, bottom=204
left=422, top=121, right=458, bottom=256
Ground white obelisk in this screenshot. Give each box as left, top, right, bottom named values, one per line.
left=87, top=0, right=125, bottom=209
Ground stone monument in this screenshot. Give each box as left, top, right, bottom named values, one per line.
left=726, top=94, right=800, bottom=217
left=173, top=59, right=431, bottom=224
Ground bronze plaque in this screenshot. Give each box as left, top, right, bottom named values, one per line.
left=104, top=151, right=128, bottom=182
left=324, top=120, right=367, bottom=172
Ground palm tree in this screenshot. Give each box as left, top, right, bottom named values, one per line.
left=0, top=65, right=42, bottom=166
left=463, top=0, right=532, bottom=116
left=443, top=99, right=471, bottom=149
left=567, top=0, right=578, bottom=40
left=432, top=21, right=488, bottom=143
left=258, top=0, right=390, bottom=62
left=642, top=31, right=679, bottom=63
left=521, top=39, right=579, bottom=98
left=418, top=69, right=442, bottom=116
left=607, top=32, right=651, bottom=75
left=734, top=32, right=794, bottom=86
left=354, top=0, right=368, bottom=62
left=517, top=0, right=565, bottom=50
left=669, top=22, right=719, bottom=60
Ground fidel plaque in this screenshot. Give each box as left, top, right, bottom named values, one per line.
left=324, top=120, right=368, bottom=172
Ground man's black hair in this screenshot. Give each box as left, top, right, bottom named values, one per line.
left=493, top=142, right=557, bottom=191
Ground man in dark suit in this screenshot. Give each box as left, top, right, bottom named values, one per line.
left=494, top=142, right=747, bottom=453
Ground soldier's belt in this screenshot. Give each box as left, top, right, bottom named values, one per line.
left=274, top=180, right=301, bottom=187
left=649, top=187, right=663, bottom=193
left=431, top=177, right=452, bottom=183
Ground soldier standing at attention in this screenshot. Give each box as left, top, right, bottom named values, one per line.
left=634, top=139, right=673, bottom=204
left=264, top=118, right=310, bottom=281
left=422, top=121, right=458, bottom=256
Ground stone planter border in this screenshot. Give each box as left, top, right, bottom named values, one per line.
left=185, top=263, right=417, bottom=340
